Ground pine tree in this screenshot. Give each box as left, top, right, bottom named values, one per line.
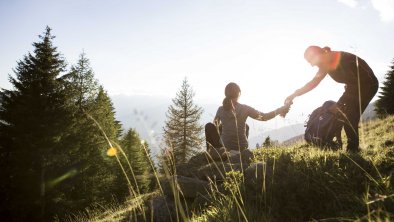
left=0, top=27, right=71, bottom=221
left=375, top=58, right=394, bottom=117
left=162, top=78, right=203, bottom=166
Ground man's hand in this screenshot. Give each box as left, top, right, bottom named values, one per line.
left=284, top=95, right=295, bottom=106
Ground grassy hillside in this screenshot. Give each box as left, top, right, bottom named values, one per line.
left=67, top=115, right=394, bottom=222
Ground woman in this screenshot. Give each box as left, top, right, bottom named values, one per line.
left=285, top=46, right=379, bottom=152
left=205, top=82, right=290, bottom=151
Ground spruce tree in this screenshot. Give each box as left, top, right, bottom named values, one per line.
left=0, top=27, right=71, bottom=221
left=162, top=78, right=203, bottom=166
left=60, top=53, right=120, bottom=212
left=120, top=129, right=152, bottom=193
left=91, top=87, right=122, bottom=140
left=263, top=136, right=272, bottom=148
left=375, top=58, right=394, bottom=117
left=63, top=52, right=99, bottom=109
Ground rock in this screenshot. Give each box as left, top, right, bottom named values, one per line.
left=192, top=194, right=211, bottom=208
left=147, top=195, right=176, bottom=222
left=187, top=148, right=228, bottom=168
left=160, top=175, right=210, bottom=199
left=207, top=147, right=228, bottom=161
left=197, top=162, right=248, bottom=180
left=226, top=149, right=254, bottom=164
left=188, top=152, right=211, bottom=166
left=244, top=162, right=274, bottom=192
left=175, top=163, right=199, bottom=178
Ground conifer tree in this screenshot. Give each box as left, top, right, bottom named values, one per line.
left=120, top=129, right=152, bottom=193
left=63, top=52, right=99, bottom=109
left=162, top=78, right=203, bottom=166
left=375, top=58, right=394, bottom=117
left=263, top=136, right=272, bottom=148
left=91, top=87, right=122, bottom=140
left=0, top=28, right=126, bottom=220
left=141, top=140, right=156, bottom=190
left=0, top=27, right=71, bottom=221
left=61, top=53, right=121, bottom=212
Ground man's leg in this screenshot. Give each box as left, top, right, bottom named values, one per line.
left=339, top=82, right=378, bottom=152
left=337, top=86, right=360, bottom=152
left=342, top=104, right=360, bottom=152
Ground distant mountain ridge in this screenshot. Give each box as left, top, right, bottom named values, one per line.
left=111, top=95, right=377, bottom=155
left=248, top=123, right=305, bottom=147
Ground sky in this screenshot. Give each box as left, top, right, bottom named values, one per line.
left=1, top=0, right=394, bottom=129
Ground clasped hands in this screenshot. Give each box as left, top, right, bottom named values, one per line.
left=276, top=101, right=292, bottom=117
left=275, top=95, right=296, bottom=117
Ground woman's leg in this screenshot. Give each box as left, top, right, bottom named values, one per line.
left=205, top=123, right=222, bottom=151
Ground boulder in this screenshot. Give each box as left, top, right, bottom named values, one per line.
left=147, top=195, right=176, bottom=222
left=226, top=149, right=254, bottom=164
left=160, top=175, right=210, bottom=199
left=188, top=152, right=211, bottom=166
left=175, top=162, right=199, bottom=178
left=188, top=147, right=228, bottom=166
left=196, top=162, right=247, bottom=180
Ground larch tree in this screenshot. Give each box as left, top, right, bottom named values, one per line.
left=162, top=78, right=204, bottom=167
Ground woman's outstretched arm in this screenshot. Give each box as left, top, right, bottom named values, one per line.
left=249, top=105, right=290, bottom=121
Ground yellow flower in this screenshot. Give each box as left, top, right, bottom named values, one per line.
left=107, top=147, right=117, bottom=157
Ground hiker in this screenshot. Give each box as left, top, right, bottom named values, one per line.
left=205, top=82, right=290, bottom=151
left=284, top=46, right=379, bottom=152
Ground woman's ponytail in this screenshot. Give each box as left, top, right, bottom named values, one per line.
left=223, top=97, right=234, bottom=111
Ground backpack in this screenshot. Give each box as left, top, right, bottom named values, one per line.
left=304, top=100, right=343, bottom=149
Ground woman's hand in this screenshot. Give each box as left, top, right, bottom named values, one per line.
left=277, top=103, right=292, bottom=117
left=284, top=94, right=295, bottom=105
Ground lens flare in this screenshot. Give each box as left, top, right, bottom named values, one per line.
left=329, top=52, right=341, bottom=70
left=47, top=169, right=78, bottom=189
left=107, top=147, right=118, bottom=157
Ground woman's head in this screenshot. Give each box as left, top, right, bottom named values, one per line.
left=225, top=82, right=241, bottom=99
left=223, top=82, right=241, bottom=111
left=304, top=46, right=331, bottom=67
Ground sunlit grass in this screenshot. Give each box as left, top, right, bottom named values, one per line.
left=67, top=115, right=394, bottom=222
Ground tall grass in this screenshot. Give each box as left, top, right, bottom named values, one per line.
left=68, top=115, right=394, bottom=222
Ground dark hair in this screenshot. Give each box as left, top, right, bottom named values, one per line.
left=223, top=82, right=241, bottom=111
left=304, top=45, right=331, bottom=60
